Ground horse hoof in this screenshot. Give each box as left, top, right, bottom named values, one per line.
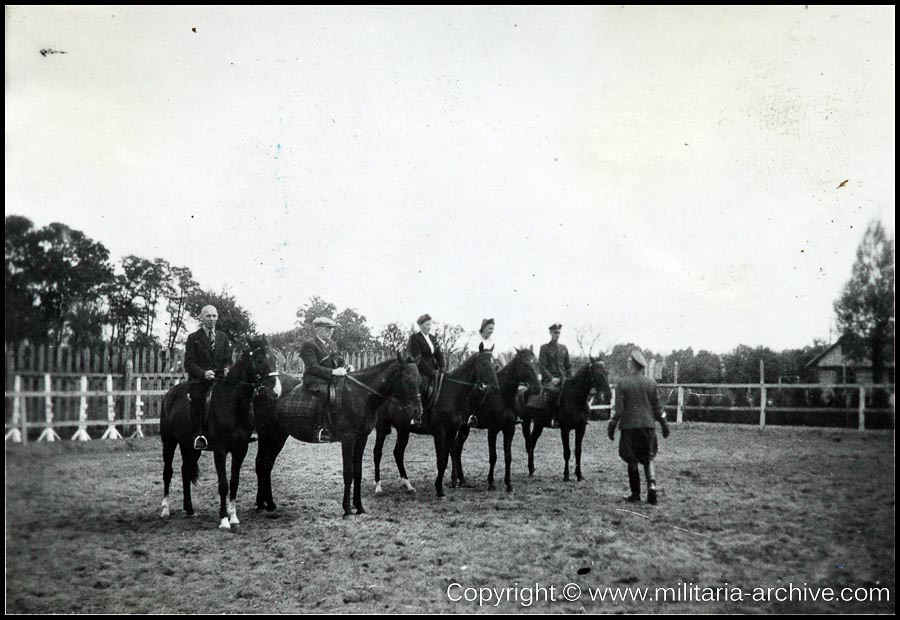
left=450, top=481, right=459, bottom=489
left=374, top=482, right=383, bottom=494
left=401, top=479, right=416, bottom=493
left=184, top=511, right=196, bottom=519
left=488, top=483, right=496, bottom=491
left=229, top=515, right=240, bottom=525
left=218, top=518, right=231, bottom=530
left=160, top=507, right=170, bottom=518
left=528, top=471, right=534, bottom=478
left=343, top=512, right=353, bottom=519
left=577, top=476, right=585, bottom=482
left=506, top=486, right=513, bottom=493
left=355, top=508, right=366, bottom=515
left=436, top=490, right=445, bottom=498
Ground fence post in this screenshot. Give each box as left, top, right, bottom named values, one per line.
left=37, top=373, right=61, bottom=442
left=5, top=375, right=23, bottom=443
left=676, top=386, right=685, bottom=424
left=101, top=374, right=122, bottom=439
left=858, top=386, right=866, bottom=431
left=131, top=376, right=145, bottom=438
left=610, top=386, right=616, bottom=418
left=123, top=359, right=133, bottom=431
left=759, top=361, right=766, bottom=428
left=71, top=375, right=91, bottom=441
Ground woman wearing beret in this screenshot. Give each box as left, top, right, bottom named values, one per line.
left=408, top=314, right=445, bottom=382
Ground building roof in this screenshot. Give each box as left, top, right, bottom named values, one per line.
left=806, top=336, right=894, bottom=369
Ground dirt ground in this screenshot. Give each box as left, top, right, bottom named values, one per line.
left=5, top=423, right=895, bottom=613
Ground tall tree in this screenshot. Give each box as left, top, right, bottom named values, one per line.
left=333, top=308, right=374, bottom=351
left=379, top=322, right=414, bottom=354
left=834, top=220, right=895, bottom=384
left=5, top=216, right=44, bottom=343
left=165, top=266, right=200, bottom=350
left=26, top=222, right=114, bottom=344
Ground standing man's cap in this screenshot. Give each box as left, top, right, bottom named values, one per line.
left=480, top=318, right=495, bottom=332
left=417, top=313, right=432, bottom=325
left=630, top=349, right=648, bottom=368
left=313, top=317, right=337, bottom=328
left=549, top=323, right=563, bottom=331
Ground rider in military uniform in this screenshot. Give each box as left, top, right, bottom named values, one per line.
left=184, top=305, right=233, bottom=450
left=539, top=323, right=572, bottom=425
left=407, top=313, right=444, bottom=425
left=299, top=317, right=348, bottom=443
left=607, top=350, right=670, bottom=505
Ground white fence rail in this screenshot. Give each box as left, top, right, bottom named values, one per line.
left=589, top=382, right=893, bottom=430
left=5, top=375, right=895, bottom=444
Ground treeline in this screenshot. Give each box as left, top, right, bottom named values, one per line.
left=267, top=296, right=471, bottom=366
left=594, top=342, right=830, bottom=384
left=5, top=216, right=257, bottom=349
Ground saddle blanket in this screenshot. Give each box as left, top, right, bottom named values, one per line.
left=276, top=387, right=323, bottom=442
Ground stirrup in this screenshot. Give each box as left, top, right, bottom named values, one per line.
left=316, top=428, right=334, bottom=443
left=467, top=415, right=478, bottom=428
left=193, top=435, right=208, bottom=451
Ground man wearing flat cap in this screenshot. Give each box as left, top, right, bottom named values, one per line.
left=299, top=316, right=348, bottom=442
left=607, top=349, right=670, bottom=504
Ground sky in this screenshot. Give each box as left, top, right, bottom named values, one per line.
left=5, top=6, right=895, bottom=354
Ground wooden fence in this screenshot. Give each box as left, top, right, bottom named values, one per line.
left=588, top=382, right=895, bottom=430
left=6, top=344, right=894, bottom=443
left=4, top=346, right=397, bottom=443
left=5, top=343, right=185, bottom=375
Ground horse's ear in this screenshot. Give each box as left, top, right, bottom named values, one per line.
left=479, top=342, right=485, bottom=353
left=489, top=345, right=494, bottom=352
left=530, top=344, right=534, bottom=352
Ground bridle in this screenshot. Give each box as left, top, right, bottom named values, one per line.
left=342, top=362, right=421, bottom=406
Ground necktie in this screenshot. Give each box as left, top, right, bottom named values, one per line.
left=208, top=330, right=215, bottom=350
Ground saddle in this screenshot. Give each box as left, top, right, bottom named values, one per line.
left=278, top=378, right=344, bottom=442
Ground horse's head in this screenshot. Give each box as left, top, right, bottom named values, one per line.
left=588, top=355, right=611, bottom=400
left=512, top=347, right=542, bottom=395
left=388, top=352, right=423, bottom=416
left=237, top=337, right=282, bottom=399
left=473, top=346, right=500, bottom=391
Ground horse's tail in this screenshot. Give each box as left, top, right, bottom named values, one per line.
left=188, top=458, right=200, bottom=486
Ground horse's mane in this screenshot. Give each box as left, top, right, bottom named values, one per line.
left=450, top=351, right=492, bottom=378
left=350, top=357, right=402, bottom=380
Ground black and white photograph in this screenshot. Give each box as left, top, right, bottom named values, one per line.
left=5, top=5, right=895, bottom=613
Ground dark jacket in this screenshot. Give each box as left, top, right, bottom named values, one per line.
left=300, top=337, right=339, bottom=391
left=184, top=328, right=233, bottom=393
left=408, top=331, right=445, bottom=377
left=539, top=342, right=572, bottom=381
left=613, top=373, right=665, bottom=429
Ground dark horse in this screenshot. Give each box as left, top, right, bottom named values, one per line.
left=521, top=357, right=611, bottom=481
left=254, top=353, right=422, bottom=517
left=160, top=339, right=279, bottom=529
left=373, top=344, right=499, bottom=497
left=450, top=347, right=543, bottom=492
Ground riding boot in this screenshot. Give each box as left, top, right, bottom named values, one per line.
left=316, top=400, right=334, bottom=443
left=190, top=396, right=208, bottom=451
left=625, top=466, right=641, bottom=502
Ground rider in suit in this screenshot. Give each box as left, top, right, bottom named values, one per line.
left=407, top=313, right=444, bottom=425
left=299, top=317, right=348, bottom=442
left=184, top=305, right=233, bottom=450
